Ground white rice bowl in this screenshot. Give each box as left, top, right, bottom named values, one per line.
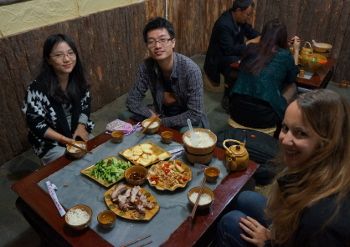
left=183, top=131, right=215, bottom=148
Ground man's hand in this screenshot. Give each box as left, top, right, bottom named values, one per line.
left=239, top=216, right=271, bottom=247
left=73, top=123, right=89, bottom=141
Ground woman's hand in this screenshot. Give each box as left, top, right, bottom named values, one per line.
left=239, top=216, right=271, bottom=247
left=246, top=36, right=261, bottom=45
left=289, top=36, right=301, bottom=65
left=73, top=123, right=89, bottom=141
left=293, top=36, right=301, bottom=50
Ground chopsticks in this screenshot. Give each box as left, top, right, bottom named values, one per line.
left=190, top=176, right=207, bottom=220
left=120, top=234, right=152, bottom=247
left=67, top=141, right=92, bottom=154
left=135, top=241, right=152, bottom=247
left=141, top=116, right=159, bottom=134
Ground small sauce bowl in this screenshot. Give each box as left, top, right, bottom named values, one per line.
left=97, top=210, right=116, bottom=229
left=124, top=165, right=148, bottom=186
left=204, top=167, right=220, bottom=183
left=111, top=130, right=124, bottom=143
left=161, top=131, right=173, bottom=144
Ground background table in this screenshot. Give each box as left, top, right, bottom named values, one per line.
left=296, top=58, right=335, bottom=89
left=230, top=58, right=335, bottom=90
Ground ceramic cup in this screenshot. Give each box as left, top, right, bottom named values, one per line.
left=111, top=130, right=124, bottom=143
left=161, top=131, right=173, bottom=144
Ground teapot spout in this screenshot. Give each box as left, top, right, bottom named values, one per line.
left=312, top=39, right=317, bottom=45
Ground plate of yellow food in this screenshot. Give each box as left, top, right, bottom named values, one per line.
left=81, top=157, right=132, bottom=187
left=104, top=184, right=159, bottom=221
left=120, top=142, right=171, bottom=167
left=147, top=160, right=192, bottom=191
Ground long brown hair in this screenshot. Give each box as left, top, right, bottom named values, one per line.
left=240, top=18, right=288, bottom=75
left=266, top=89, right=350, bottom=244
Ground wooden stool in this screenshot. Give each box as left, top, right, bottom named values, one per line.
left=228, top=118, right=276, bottom=136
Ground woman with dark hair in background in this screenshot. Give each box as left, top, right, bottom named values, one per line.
left=229, top=19, right=300, bottom=132
left=217, top=89, right=350, bottom=246
left=23, top=34, right=94, bottom=165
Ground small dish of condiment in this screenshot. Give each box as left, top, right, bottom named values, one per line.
left=97, top=210, right=116, bottom=229
left=204, top=167, right=220, bottom=183
left=111, top=130, right=124, bottom=143
left=160, top=130, right=173, bottom=144
left=124, top=165, right=148, bottom=185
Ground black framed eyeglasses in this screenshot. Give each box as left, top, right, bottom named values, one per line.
left=146, top=38, right=173, bottom=48
left=50, top=50, right=76, bottom=60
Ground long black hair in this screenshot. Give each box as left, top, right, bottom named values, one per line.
left=36, top=33, right=89, bottom=103
left=240, top=19, right=289, bottom=75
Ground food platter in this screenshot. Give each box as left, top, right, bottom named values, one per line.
left=81, top=157, right=132, bottom=187
left=104, top=184, right=159, bottom=221
left=120, top=142, right=171, bottom=167
left=147, top=160, right=192, bottom=191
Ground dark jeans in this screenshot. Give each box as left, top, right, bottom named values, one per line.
left=229, top=93, right=280, bottom=129
left=217, top=191, right=268, bottom=247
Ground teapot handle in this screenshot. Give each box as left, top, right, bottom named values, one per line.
left=303, top=41, right=313, bottom=53
left=222, top=139, right=244, bottom=153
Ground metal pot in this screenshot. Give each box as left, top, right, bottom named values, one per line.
left=223, top=139, right=249, bottom=172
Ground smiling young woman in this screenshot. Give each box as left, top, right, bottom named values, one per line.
left=216, top=89, right=350, bottom=247
left=23, top=34, right=94, bottom=165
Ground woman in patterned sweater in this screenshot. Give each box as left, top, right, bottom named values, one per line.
left=23, top=34, right=94, bottom=165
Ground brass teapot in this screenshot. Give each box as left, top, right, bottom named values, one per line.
left=223, top=139, right=249, bottom=172
left=300, top=41, right=313, bottom=57
left=299, top=41, right=327, bottom=72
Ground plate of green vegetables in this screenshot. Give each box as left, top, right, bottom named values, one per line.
left=81, top=156, right=132, bottom=187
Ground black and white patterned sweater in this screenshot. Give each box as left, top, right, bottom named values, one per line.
left=22, top=80, right=94, bottom=158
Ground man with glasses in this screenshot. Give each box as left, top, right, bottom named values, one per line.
left=204, top=0, right=260, bottom=111
left=126, top=17, right=208, bottom=131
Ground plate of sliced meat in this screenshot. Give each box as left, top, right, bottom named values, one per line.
left=104, top=184, right=159, bottom=221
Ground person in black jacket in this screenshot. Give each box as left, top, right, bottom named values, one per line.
left=204, top=0, right=260, bottom=110
left=217, top=89, right=350, bottom=247
left=23, top=34, right=94, bottom=165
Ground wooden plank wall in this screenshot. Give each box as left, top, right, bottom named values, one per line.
left=168, top=0, right=233, bottom=55
left=1, top=0, right=350, bottom=164
left=0, top=3, right=148, bottom=164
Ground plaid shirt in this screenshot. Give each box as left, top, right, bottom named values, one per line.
left=127, top=52, right=208, bottom=129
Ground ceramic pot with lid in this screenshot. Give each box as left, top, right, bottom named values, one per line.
left=223, top=139, right=249, bottom=172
